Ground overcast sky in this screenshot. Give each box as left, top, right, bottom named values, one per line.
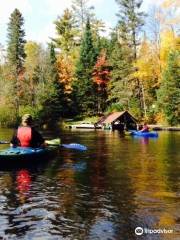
left=0, top=0, right=163, bottom=46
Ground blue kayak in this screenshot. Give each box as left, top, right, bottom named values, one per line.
left=130, top=131, right=158, bottom=138
left=0, top=146, right=54, bottom=157
left=0, top=146, right=58, bottom=168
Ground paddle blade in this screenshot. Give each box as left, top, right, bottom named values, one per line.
left=45, top=139, right=61, bottom=145
left=0, top=141, right=10, bottom=144
left=61, top=143, right=87, bottom=151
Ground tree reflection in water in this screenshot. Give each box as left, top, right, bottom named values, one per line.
left=0, top=130, right=179, bottom=239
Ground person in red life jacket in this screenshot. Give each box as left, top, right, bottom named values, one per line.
left=10, top=114, right=45, bottom=147
left=140, top=122, right=149, bottom=132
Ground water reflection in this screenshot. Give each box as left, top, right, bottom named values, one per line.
left=0, top=130, right=179, bottom=239
left=16, top=170, right=31, bottom=204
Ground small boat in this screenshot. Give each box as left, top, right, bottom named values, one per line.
left=69, top=122, right=99, bottom=129
left=130, top=131, right=158, bottom=138
left=0, top=140, right=59, bottom=168
left=0, top=146, right=57, bottom=160
left=0, top=138, right=87, bottom=169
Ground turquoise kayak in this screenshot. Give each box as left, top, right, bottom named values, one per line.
left=130, top=131, right=158, bottom=138
left=0, top=142, right=59, bottom=168
left=0, top=146, right=57, bottom=160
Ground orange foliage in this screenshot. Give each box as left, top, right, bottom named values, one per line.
left=56, top=55, right=74, bottom=94
left=92, top=50, right=111, bottom=87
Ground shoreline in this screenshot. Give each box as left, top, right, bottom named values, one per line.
left=149, top=125, right=180, bottom=131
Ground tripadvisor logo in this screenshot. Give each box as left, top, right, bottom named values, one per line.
left=135, top=227, right=143, bottom=235
left=135, top=227, right=173, bottom=236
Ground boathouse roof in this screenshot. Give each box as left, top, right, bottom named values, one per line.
left=97, top=111, right=137, bottom=125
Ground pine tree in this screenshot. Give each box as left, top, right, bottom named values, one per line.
left=7, top=8, right=26, bottom=117
left=71, top=0, right=95, bottom=32
left=73, top=19, right=97, bottom=115
left=115, top=0, right=146, bottom=116
left=7, top=9, right=26, bottom=70
left=108, top=40, right=133, bottom=111
left=41, top=43, right=66, bottom=124
left=53, top=9, right=78, bottom=54
left=116, top=0, right=145, bottom=60
left=157, top=50, right=180, bottom=125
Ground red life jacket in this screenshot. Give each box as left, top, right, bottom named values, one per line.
left=17, top=127, right=32, bottom=147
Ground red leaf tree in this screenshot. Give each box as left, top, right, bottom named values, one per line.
left=92, top=50, right=111, bottom=113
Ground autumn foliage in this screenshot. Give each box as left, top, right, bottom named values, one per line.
left=92, top=50, right=111, bottom=88
left=0, top=0, right=179, bottom=125
left=57, top=55, right=74, bottom=94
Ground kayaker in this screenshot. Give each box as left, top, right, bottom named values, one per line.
left=10, top=114, right=45, bottom=147
left=140, top=122, right=149, bottom=132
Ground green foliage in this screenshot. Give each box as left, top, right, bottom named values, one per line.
left=6, top=8, right=26, bottom=118
left=7, top=8, right=26, bottom=71
left=128, top=97, right=142, bottom=120
left=19, top=105, right=42, bottom=121
left=0, top=5, right=179, bottom=127
left=40, top=43, right=66, bottom=124
left=106, top=103, right=124, bottom=113
left=24, top=41, right=43, bottom=106
left=53, top=9, right=78, bottom=54
left=115, top=0, right=146, bottom=116
left=73, top=19, right=98, bottom=115
left=0, top=106, right=17, bottom=127
left=157, top=50, right=180, bottom=125
left=116, top=0, right=145, bottom=60
left=108, top=40, right=133, bottom=108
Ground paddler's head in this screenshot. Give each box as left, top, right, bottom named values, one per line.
left=21, top=114, right=33, bottom=126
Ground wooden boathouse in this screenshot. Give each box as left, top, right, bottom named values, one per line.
left=96, top=111, right=137, bottom=130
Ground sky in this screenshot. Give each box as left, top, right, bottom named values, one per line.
left=0, top=0, right=163, bottom=47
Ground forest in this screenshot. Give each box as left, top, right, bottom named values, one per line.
left=0, top=0, right=179, bottom=127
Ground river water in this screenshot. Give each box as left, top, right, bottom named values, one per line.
left=0, top=128, right=179, bottom=240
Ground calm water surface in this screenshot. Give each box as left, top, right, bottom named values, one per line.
left=0, top=128, right=179, bottom=240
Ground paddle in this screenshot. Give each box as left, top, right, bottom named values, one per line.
left=0, top=141, right=10, bottom=144
left=45, top=139, right=87, bottom=151
left=0, top=139, right=87, bottom=151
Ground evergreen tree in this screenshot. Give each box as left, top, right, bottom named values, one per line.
left=73, top=19, right=97, bottom=115
left=108, top=39, right=133, bottom=111
left=71, top=0, right=105, bottom=45
left=40, top=43, right=66, bottom=124
left=7, top=8, right=26, bottom=70
left=53, top=9, right=78, bottom=54
left=115, top=0, right=146, bottom=116
left=116, top=0, right=145, bottom=60
left=71, top=0, right=95, bottom=32
left=7, top=8, right=26, bottom=117
left=157, top=50, right=180, bottom=125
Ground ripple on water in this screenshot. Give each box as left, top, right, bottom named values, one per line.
left=0, top=130, right=179, bottom=239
